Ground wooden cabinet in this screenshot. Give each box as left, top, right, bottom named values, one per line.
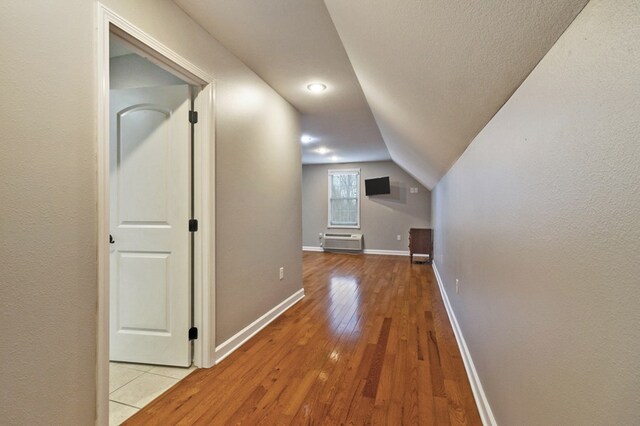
left=408, top=228, right=432, bottom=263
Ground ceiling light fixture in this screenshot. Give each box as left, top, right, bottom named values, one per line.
left=306, top=82, right=327, bottom=93
left=315, top=147, right=330, bottom=155
left=331, top=155, right=338, bottom=162
left=301, top=135, right=314, bottom=144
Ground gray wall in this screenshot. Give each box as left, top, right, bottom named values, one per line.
left=432, top=1, right=640, bottom=424
left=0, top=0, right=301, bottom=423
left=303, top=161, right=430, bottom=251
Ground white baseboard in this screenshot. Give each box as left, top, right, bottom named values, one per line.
left=214, top=288, right=305, bottom=364
left=303, top=246, right=429, bottom=257
left=363, top=249, right=409, bottom=256
left=432, top=263, right=497, bottom=426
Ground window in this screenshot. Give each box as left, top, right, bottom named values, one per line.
left=328, top=169, right=360, bottom=228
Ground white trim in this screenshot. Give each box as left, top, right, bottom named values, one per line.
left=192, top=83, right=216, bottom=369
left=302, top=246, right=430, bottom=257
left=96, top=4, right=216, bottom=424
left=432, top=263, right=497, bottom=426
left=214, top=289, right=305, bottom=364
left=364, top=249, right=410, bottom=256
left=328, top=168, right=361, bottom=175
left=95, top=5, right=110, bottom=423
left=108, top=22, right=213, bottom=86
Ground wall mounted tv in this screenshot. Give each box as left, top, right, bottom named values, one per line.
left=365, top=176, right=391, bottom=196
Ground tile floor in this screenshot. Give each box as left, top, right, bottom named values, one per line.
left=109, top=362, right=196, bottom=425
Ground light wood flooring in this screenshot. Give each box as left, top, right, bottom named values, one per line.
left=124, top=252, right=481, bottom=425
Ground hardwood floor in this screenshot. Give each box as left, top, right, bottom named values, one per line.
left=124, top=252, right=481, bottom=425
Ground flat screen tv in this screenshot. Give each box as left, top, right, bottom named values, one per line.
left=365, top=176, right=390, bottom=196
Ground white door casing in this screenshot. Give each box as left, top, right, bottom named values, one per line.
left=109, top=85, right=191, bottom=367
left=98, top=8, right=216, bottom=424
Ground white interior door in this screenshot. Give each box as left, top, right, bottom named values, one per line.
left=109, top=85, right=191, bottom=367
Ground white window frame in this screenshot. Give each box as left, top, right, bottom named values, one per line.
left=327, top=168, right=361, bottom=229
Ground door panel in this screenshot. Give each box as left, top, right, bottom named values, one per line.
left=109, top=85, right=191, bottom=367
left=117, top=107, right=171, bottom=224
left=118, top=251, right=170, bottom=333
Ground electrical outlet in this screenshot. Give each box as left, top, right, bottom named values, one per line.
left=455, top=279, right=459, bottom=294
left=396, top=234, right=401, bottom=241
left=279, top=267, right=284, bottom=280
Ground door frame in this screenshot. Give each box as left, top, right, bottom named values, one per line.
left=96, top=4, right=216, bottom=424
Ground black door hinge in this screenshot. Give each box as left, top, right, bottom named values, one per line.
left=189, top=219, right=198, bottom=232
left=188, top=327, right=198, bottom=340
left=189, top=110, right=198, bottom=124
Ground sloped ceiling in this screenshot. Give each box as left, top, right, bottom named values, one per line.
left=174, top=0, right=390, bottom=164
left=323, top=0, right=589, bottom=188
left=176, top=0, right=588, bottom=189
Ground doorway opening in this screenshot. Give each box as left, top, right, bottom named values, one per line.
left=97, top=5, right=215, bottom=425
left=108, top=35, right=194, bottom=422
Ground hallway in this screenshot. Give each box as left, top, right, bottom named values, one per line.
left=125, top=252, right=481, bottom=425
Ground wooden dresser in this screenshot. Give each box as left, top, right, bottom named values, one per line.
left=408, top=228, right=433, bottom=263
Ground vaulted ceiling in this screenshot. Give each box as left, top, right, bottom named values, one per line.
left=175, top=0, right=588, bottom=189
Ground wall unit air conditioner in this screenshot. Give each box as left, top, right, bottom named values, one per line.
left=322, top=233, right=363, bottom=251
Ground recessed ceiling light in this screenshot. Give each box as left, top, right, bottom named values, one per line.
left=301, top=135, right=314, bottom=144
left=331, top=155, right=338, bottom=162
left=315, top=147, right=330, bottom=155
left=307, top=83, right=327, bottom=93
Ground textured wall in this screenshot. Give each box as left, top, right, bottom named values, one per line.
left=0, top=1, right=97, bottom=424
left=303, top=161, right=430, bottom=251
left=0, top=0, right=302, bottom=423
left=432, top=0, right=640, bottom=424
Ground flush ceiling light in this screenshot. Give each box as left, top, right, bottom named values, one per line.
left=315, top=147, right=330, bottom=155
left=301, top=135, right=314, bottom=144
left=306, top=82, right=327, bottom=93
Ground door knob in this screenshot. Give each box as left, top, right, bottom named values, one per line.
left=109, top=234, right=115, bottom=244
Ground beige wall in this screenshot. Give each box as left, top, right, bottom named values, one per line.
left=303, top=161, right=430, bottom=251
left=0, top=0, right=301, bottom=423
left=432, top=1, right=640, bottom=424
left=0, top=1, right=96, bottom=424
